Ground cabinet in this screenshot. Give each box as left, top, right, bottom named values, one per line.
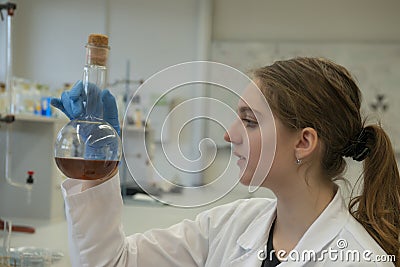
left=0, top=114, right=66, bottom=221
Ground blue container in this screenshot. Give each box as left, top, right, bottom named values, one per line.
left=41, top=97, right=52, bottom=117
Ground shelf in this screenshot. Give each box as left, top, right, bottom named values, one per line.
left=123, top=125, right=144, bottom=132
left=14, top=114, right=67, bottom=124
left=122, top=125, right=151, bottom=132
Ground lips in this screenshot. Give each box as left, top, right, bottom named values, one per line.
left=233, top=151, right=246, bottom=168
left=234, top=151, right=246, bottom=160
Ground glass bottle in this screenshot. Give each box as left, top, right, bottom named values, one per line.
left=54, top=34, right=121, bottom=180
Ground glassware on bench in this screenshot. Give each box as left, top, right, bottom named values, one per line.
left=0, top=219, right=12, bottom=267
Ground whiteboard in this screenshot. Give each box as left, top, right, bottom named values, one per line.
left=210, top=41, right=400, bottom=151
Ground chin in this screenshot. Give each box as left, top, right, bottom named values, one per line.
left=238, top=171, right=253, bottom=186
left=239, top=179, right=250, bottom=186
left=239, top=170, right=270, bottom=188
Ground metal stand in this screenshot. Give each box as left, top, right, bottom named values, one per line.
left=0, top=1, right=33, bottom=191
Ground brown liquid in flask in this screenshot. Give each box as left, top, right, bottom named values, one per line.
left=55, top=157, right=119, bottom=180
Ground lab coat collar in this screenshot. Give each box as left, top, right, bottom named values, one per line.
left=292, top=187, right=349, bottom=253
left=236, top=199, right=277, bottom=250
left=231, top=200, right=277, bottom=266
left=235, top=188, right=349, bottom=266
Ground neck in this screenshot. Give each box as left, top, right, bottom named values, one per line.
left=272, top=179, right=336, bottom=251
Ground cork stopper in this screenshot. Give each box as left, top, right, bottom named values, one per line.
left=86, top=34, right=109, bottom=66
left=88, top=34, right=109, bottom=47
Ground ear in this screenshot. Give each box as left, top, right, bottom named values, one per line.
left=294, top=127, right=319, bottom=160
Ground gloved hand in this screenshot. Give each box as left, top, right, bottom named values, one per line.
left=51, top=80, right=120, bottom=135
left=51, top=81, right=121, bottom=161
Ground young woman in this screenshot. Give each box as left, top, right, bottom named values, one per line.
left=53, top=57, right=399, bottom=266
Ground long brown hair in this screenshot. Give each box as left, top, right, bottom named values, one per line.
left=253, top=57, right=400, bottom=264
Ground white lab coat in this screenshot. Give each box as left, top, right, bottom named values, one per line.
left=62, top=175, right=394, bottom=266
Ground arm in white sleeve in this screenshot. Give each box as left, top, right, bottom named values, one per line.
left=61, top=174, right=210, bottom=267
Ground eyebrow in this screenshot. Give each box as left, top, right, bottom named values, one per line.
left=238, top=106, right=262, bottom=116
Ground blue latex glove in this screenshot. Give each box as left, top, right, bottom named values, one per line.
left=51, top=81, right=121, bottom=160
left=51, top=80, right=120, bottom=135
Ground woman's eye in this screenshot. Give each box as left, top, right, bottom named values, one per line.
left=242, top=118, right=258, bottom=128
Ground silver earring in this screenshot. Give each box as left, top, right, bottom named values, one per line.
left=296, top=158, right=302, bottom=165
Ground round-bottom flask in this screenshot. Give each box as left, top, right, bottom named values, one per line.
left=55, top=117, right=121, bottom=180
left=54, top=34, right=121, bottom=180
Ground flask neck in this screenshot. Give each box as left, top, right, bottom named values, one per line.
left=85, top=44, right=109, bottom=66
left=83, top=44, right=109, bottom=119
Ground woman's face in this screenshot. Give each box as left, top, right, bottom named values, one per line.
left=224, top=84, right=297, bottom=189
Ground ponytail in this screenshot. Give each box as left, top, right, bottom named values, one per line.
left=349, top=124, right=400, bottom=265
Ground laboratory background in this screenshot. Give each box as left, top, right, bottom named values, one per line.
left=0, top=0, right=400, bottom=266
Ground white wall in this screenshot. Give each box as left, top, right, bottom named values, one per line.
left=0, top=0, right=199, bottom=88
left=2, top=0, right=399, bottom=99
left=3, top=0, right=398, bottom=94
left=107, top=0, right=199, bottom=83
left=213, top=0, right=400, bottom=41
left=9, top=0, right=107, bottom=88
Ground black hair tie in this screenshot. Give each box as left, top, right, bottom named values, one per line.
left=341, top=128, right=371, bottom=161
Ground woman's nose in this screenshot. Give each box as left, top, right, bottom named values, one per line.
left=224, top=120, right=242, bottom=144
left=223, top=131, right=231, bottom=142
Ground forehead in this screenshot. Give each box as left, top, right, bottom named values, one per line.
left=237, top=82, right=268, bottom=114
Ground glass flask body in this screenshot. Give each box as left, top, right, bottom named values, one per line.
left=54, top=38, right=121, bottom=180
